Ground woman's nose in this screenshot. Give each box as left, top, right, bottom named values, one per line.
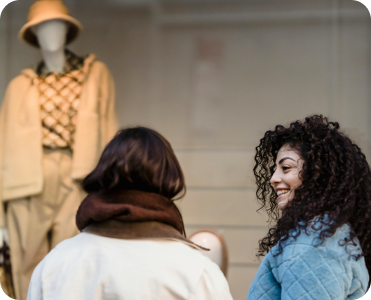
left=270, top=170, right=281, bottom=186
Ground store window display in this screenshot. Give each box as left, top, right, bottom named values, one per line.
left=0, top=0, right=118, bottom=299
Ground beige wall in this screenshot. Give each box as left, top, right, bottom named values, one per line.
left=1, top=0, right=371, bottom=299
left=0, top=7, right=7, bottom=98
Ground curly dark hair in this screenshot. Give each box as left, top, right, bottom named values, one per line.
left=254, top=114, right=371, bottom=281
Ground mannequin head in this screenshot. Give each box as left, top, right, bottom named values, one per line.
left=32, top=19, right=68, bottom=52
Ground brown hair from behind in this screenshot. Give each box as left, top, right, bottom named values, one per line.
left=82, top=126, right=185, bottom=200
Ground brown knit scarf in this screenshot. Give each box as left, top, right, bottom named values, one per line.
left=76, top=189, right=185, bottom=236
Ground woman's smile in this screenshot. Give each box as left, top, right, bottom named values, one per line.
left=276, top=189, right=290, bottom=197
left=275, top=188, right=291, bottom=208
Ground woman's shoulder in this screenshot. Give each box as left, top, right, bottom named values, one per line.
left=257, top=220, right=369, bottom=300
left=271, top=217, right=361, bottom=257
left=302, top=222, right=353, bottom=247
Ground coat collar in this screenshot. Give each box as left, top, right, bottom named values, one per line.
left=20, top=51, right=97, bottom=81
left=83, top=220, right=209, bottom=251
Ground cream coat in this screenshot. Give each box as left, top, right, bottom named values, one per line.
left=0, top=54, right=118, bottom=226
left=27, top=233, right=234, bottom=300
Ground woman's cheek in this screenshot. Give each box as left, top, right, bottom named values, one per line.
left=278, top=200, right=288, bottom=210
left=288, top=189, right=295, bottom=201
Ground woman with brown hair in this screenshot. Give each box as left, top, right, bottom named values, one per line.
left=247, top=115, right=369, bottom=300
left=26, top=127, right=233, bottom=300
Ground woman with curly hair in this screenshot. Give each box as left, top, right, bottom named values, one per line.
left=247, top=115, right=370, bottom=300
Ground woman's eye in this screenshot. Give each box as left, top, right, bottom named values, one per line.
left=282, top=166, right=290, bottom=171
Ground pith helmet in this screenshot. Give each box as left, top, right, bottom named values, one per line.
left=19, top=0, right=82, bottom=48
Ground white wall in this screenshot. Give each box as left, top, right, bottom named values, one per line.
left=1, top=0, right=370, bottom=299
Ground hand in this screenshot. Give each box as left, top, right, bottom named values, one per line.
left=0, top=228, right=9, bottom=248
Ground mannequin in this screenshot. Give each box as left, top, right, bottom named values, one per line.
left=0, top=1, right=118, bottom=299
left=0, top=19, right=72, bottom=261
left=0, top=20, right=68, bottom=255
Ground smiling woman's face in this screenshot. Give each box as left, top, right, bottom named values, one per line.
left=270, top=144, right=303, bottom=210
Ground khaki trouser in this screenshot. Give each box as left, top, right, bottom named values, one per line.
left=6, top=148, right=83, bottom=300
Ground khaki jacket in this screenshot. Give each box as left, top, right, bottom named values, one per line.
left=0, top=54, right=118, bottom=226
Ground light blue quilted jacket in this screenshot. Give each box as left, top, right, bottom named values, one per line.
left=247, top=220, right=369, bottom=300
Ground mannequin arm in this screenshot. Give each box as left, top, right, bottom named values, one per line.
left=99, top=64, right=118, bottom=148
left=0, top=88, right=9, bottom=228
left=0, top=200, right=5, bottom=228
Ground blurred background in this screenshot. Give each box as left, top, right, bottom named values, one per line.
left=1, top=0, right=371, bottom=298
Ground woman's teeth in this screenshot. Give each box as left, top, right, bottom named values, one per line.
left=277, top=189, right=289, bottom=196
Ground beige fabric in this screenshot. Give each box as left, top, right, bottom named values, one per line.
left=83, top=220, right=210, bottom=251
left=38, top=51, right=85, bottom=149
left=19, top=0, right=83, bottom=48
left=27, top=233, right=233, bottom=300
left=7, top=148, right=83, bottom=300
left=0, top=53, right=118, bottom=216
